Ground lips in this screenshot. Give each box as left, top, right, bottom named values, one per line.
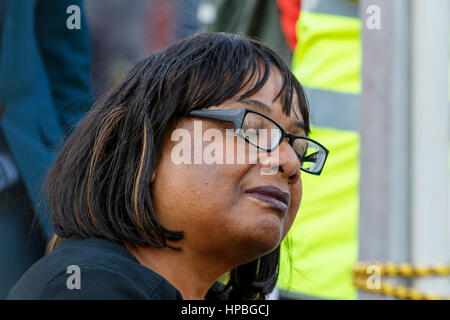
left=245, top=185, right=290, bottom=213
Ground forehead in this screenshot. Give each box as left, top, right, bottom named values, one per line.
left=243, top=66, right=300, bottom=111
left=228, top=68, right=305, bottom=131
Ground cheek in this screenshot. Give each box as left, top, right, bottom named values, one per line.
left=153, top=126, right=256, bottom=222
left=283, top=177, right=302, bottom=236
left=151, top=145, right=249, bottom=232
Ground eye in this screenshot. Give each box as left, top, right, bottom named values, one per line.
left=243, top=116, right=264, bottom=131
left=293, top=139, right=307, bottom=157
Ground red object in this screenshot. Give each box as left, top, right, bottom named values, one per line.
left=145, top=0, right=178, bottom=53
left=276, top=0, right=301, bottom=51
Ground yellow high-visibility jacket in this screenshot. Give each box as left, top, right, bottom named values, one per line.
left=279, top=0, right=361, bottom=300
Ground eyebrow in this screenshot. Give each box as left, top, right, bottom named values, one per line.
left=237, top=98, right=306, bottom=133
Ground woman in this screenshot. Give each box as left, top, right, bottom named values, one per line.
left=8, top=32, right=328, bottom=300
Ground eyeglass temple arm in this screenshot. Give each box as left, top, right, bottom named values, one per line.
left=188, top=109, right=247, bottom=128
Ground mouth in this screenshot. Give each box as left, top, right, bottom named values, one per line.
left=244, top=185, right=290, bottom=213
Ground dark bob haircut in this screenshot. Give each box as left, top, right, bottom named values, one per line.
left=44, top=32, right=310, bottom=300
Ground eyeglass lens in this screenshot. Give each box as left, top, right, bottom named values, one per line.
left=241, top=111, right=326, bottom=173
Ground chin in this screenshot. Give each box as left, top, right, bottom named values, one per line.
left=240, top=219, right=284, bottom=260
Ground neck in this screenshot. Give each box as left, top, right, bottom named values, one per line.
left=124, top=242, right=229, bottom=300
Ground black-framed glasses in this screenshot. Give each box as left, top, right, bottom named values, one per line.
left=188, top=108, right=329, bottom=175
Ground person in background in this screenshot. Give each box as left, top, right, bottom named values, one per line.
left=0, top=0, right=92, bottom=298
left=85, top=0, right=150, bottom=93
left=85, top=0, right=201, bottom=94
left=201, top=0, right=300, bottom=66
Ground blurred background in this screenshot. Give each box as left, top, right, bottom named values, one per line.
left=0, top=0, right=448, bottom=300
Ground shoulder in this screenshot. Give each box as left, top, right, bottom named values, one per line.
left=35, top=264, right=172, bottom=300
left=7, top=236, right=182, bottom=300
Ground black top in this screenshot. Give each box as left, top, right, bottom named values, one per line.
left=7, top=236, right=184, bottom=300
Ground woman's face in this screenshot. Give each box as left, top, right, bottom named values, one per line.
left=151, top=69, right=304, bottom=266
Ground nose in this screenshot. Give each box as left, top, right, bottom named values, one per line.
left=261, top=138, right=300, bottom=184
left=279, top=139, right=301, bottom=183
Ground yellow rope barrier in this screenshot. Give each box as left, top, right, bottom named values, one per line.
left=352, top=262, right=450, bottom=300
